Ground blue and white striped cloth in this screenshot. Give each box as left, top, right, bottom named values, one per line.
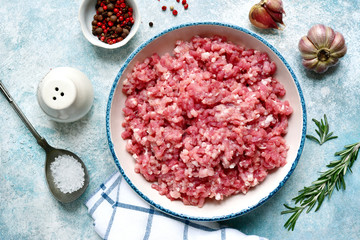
left=85, top=171, right=268, bottom=240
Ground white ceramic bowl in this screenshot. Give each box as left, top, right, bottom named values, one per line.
left=79, top=0, right=140, bottom=49
left=106, top=22, right=307, bottom=221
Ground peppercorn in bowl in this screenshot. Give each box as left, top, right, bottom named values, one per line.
left=106, top=22, right=307, bottom=221
left=79, top=0, right=140, bottom=49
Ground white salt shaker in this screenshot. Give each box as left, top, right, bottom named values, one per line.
left=37, top=67, right=94, bottom=122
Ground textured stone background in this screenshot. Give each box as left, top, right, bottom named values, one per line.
left=1, top=0, right=359, bottom=239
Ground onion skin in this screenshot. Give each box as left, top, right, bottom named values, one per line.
left=298, top=24, right=347, bottom=73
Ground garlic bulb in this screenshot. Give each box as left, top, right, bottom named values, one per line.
left=249, top=0, right=285, bottom=29
left=298, top=24, right=347, bottom=73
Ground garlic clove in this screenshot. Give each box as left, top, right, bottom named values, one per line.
left=331, top=45, right=347, bottom=59
left=313, top=61, right=330, bottom=73
left=302, top=58, right=319, bottom=71
left=330, top=32, right=347, bottom=58
left=302, top=59, right=330, bottom=74
left=298, top=36, right=317, bottom=59
left=307, top=24, right=335, bottom=49
left=327, top=56, right=339, bottom=67
left=303, top=56, right=339, bottom=73
left=323, top=26, right=336, bottom=48
left=315, top=56, right=338, bottom=73
left=264, top=0, right=285, bottom=24
left=264, top=0, right=284, bottom=14
left=249, top=4, right=279, bottom=29
left=264, top=5, right=284, bottom=24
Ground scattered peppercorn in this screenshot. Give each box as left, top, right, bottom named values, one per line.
left=160, top=0, right=190, bottom=15
left=91, top=0, right=134, bottom=45
left=149, top=22, right=154, bottom=27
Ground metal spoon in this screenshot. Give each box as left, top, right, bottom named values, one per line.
left=0, top=81, right=89, bottom=203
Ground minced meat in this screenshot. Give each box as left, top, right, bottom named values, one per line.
left=121, top=36, right=292, bottom=207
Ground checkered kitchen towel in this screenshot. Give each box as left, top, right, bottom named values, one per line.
left=85, top=171, right=268, bottom=240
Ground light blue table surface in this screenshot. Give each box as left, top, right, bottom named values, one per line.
left=1, top=0, right=360, bottom=239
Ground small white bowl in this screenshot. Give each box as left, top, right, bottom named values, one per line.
left=79, top=0, right=140, bottom=49
left=106, top=22, right=307, bottom=221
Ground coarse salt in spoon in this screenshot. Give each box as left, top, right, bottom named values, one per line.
left=0, top=81, right=89, bottom=203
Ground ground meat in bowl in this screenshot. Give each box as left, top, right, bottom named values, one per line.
left=121, top=36, right=293, bottom=207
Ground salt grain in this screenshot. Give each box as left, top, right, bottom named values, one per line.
left=50, top=155, right=85, bottom=194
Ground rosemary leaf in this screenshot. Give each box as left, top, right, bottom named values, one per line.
left=306, top=114, right=338, bottom=145
left=281, top=142, right=360, bottom=231
left=315, top=190, right=325, bottom=212
left=305, top=135, right=321, bottom=144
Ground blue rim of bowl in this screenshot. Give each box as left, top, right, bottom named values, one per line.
left=106, top=21, right=307, bottom=221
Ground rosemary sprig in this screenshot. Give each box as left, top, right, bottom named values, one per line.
left=281, top=142, right=360, bottom=231
left=306, top=114, right=337, bottom=145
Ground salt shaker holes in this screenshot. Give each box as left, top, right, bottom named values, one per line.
left=52, top=86, right=66, bottom=100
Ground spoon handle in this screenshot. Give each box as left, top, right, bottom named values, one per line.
left=0, top=81, right=51, bottom=150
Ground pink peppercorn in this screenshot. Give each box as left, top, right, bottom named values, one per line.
left=172, top=9, right=178, bottom=16
left=162, top=6, right=167, bottom=11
